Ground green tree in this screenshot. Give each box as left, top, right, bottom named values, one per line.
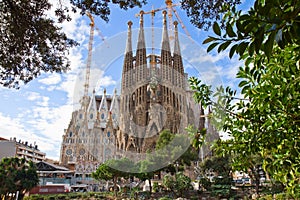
left=162, top=172, right=191, bottom=198
left=92, top=158, right=134, bottom=196
left=0, top=0, right=146, bottom=89
left=175, top=172, right=192, bottom=197
left=189, top=0, right=300, bottom=195
left=195, top=152, right=232, bottom=196
left=180, top=0, right=241, bottom=30
left=0, top=157, right=39, bottom=200
left=0, top=0, right=78, bottom=88
left=135, top=159, right=156, bottom=194
left=214, top=140, right=264, bottom=194
left=154, top=129, right=197, bottom=175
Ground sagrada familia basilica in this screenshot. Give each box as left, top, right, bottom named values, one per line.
left=59, top=11, right=219, bottom=179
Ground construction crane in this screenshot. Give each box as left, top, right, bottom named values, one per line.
left=135, top=0, right=191, bottom=41
left=82, top=11, right=94, bottom=111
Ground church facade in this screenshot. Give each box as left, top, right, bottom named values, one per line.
left=59, top=11, right=219, bottom=181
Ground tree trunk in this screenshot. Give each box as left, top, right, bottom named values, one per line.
left=113, top=176, right=118, bottom=197
left=253, top=169, right=260, bottom=195
left=149, top=179, right=152, bottom=194
left=255, top=175, right=260, bottom=195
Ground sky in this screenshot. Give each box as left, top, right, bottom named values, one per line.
left=0, top=0, right=254, bottom=160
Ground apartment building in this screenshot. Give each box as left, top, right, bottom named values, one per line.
left=0, top=137, right=46, bottom=163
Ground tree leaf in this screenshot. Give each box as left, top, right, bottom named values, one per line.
left=264, top=31, right=276, bottom=58
left=218, top=41, right=231, bottom=53
left=238, top=80, right=249, bottom=88
left=237, top=42, right=249, bottom=57
left=203, top=36, right=219, bottom=44
left=213, top=22, right=221, bottom=36
left=226, top=24, right=237, bottom=37
left=229, top=44, right=238, bottom=58
left=207, top=42, right=219, bottom=52
left=248, top=41, right=255, bottom=57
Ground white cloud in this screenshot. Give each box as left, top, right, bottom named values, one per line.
left=27, top=92, right=42, bottom=101
left=38, top=74, right=62, bottom=85
left=36, top=96, right=49, bottom=107
left=1, top=99, right=74, bottom=160
left=0, top=113, right=61, bottom=159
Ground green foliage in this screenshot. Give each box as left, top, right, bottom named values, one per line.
left=0, top=157, right=39, bottom=199
left=152, top=182, right=162, bottom=193
left=92, top=158, right=135, bottom=197
left=175, top=172, right=192, bottom=196
left=162, top=172, right=191, bottom=197
left=69, top=0, right=147, bottom=22
left=186, top=125, right=206, bottom=150
left=202, top=0, right=300, bottom=59
left=92, top=157, right=135, bottom=181
left=181, top=0, right=241, bottom=31
left=163, top=174, right=176, bottom=192
left=156, top=129, right=175, bottom=150
left=0, top=0, right=78, bottom=88
left=189, top=0, right=300, bottom=195
left=199, top=177, right=212, bottom=191
left=203, top=155, right=232, bottom=178
left=92, top=131, right=196, bottom=196
left=211, top=184, right=231, bottom=197
left=92, top=162, right=114, bottom=181
left=147, top=129, right=196, bottom=174
left=259, top=192, right=300, bottom=200
left=24, top=192, right=113, bottom=200
left=196, top=154, right=232, bottom=196
left=159, top=197, right=172, bottom=200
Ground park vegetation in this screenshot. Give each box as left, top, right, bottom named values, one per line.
left=189, top=0, right=300, bottom=196
left=0, top=157, right=39, bottom=200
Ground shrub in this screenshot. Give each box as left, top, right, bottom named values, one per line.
left=159, top=197, right=172, bottom=200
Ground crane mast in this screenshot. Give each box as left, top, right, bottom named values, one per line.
left=83, top=11, right=95, bottom=110
left=84, top=11, right=94, bottom=98
left=165, top=0, right=174, bottom=39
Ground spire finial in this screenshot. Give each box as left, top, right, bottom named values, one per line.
left=104, top=88, right=106, bottom=95
left=173, top=20, right=181, bottom=55
left=162, top=10, right=167, bottom=25
left=161, top=10, right=170, bottom=52
left=128, top=21, right=133, bottom=28
left=174, top=21, right=178, bottom=29
left=139, top=10, right=144, bottom=25
left=125, top=21, right=133, bottom=54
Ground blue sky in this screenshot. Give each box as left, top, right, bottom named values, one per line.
left=0, top=0, right=254, bottom=160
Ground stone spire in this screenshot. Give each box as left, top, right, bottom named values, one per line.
left=173, top=21, right=182, bottom=56
left=173, top=21, right=184, bottom=87
left=98, top=89, right=108, bottom=128
left=161, top=10, right=171, bottom=52
left=87, top=89, right=97, bottom=129
left=137, top=11, right=146, bottom=50
left=161, top=10, right=172, bottom=82
left=135, top=10, right=147, bottom=83
left=122, top=21, right=134, bottom=89
left=109, top=88, right=119, bottom=128
left=125, top=21, right=133, bottom=54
